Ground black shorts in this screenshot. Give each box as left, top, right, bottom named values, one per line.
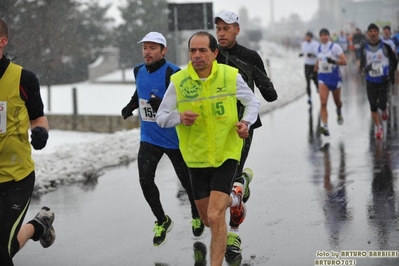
left=188, top=159, right=238, bottom=200
left=366, top=81, right=389, bottom=112
left=0, top=171, right=35, bottom=263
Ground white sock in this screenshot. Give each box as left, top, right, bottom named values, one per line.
left=229, top=228, right=239, bottom=233
left=230, top=193, right=239, bottom=207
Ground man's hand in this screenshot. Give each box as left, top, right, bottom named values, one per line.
left=180, top=111, right=199, bottom=126
left=299, top=53, right=304, bottom=57
left=362, top=64, right=373, bottom=73
left=30, top=126, right=48, bottom=150
left=121, top=97, right=138, bottom=119
left=147, top=94, right=162, bottom=112
left=264, top=85, right=278, bottom=102
left=236, top=121, right=249, bottom=139
left=326, top=57, right=337, bottom=64
left=121, top=104, right=134, bottom=119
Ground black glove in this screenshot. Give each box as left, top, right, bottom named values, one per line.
left=121, top=99, right=137, bottom=120
left=30, top=127, right=48, bottom=150
left=307, top=53, right=316, bottom=58
left=299, top=53, right=304, bottom=57
left=263, top=86, right=278, bottom=102
left=147, top=94, right=162, bottom=112
left=326, top=58, right=336, bottom=64
left=362, top=64, right=373, bottom=73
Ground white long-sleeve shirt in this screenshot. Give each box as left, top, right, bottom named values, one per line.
left=156, top=73, right=260, bottom=128
left=301, top=39, right=320, bottom=65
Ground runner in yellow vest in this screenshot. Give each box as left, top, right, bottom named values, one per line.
left=0, top=18, right=55, bottom=266
left=156, top=31, right=259, bottom=266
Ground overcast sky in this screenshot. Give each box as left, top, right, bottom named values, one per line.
left=98, top=0, right=319, bottom=28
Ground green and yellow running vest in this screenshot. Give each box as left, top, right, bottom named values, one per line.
left=171, top=60, right=243, bottom=168
left=0, top=62, right=34, bottom=182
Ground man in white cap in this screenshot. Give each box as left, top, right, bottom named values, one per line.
left=214, top=10, right=277, bottom=262
left=121, top=32, right=204, bottom=246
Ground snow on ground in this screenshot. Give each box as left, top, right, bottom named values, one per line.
left=32, top=41, right=305, bottom=196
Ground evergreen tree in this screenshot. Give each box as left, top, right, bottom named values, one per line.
left=0, top=0, right=114, bottom=84
left=116, top=0, right=176, bottom=67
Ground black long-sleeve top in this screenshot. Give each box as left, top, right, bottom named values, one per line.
left=216, top=42, right=277, bottom=129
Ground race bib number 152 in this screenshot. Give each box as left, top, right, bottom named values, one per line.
left=0, top=101, right=7, bottom=134
left=139, top=98, right=156, bottom=122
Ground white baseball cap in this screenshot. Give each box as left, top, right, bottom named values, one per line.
left=137, top=32, right=167, bottom=46
left=214, top=11, right=240, bottom=25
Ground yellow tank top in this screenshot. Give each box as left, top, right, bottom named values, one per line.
left=0, top=62, right=34, bottom=182
left=172, top=61, right=243, bottom=168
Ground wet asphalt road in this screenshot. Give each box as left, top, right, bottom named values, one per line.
left=14, top=63, right=399, bottom=266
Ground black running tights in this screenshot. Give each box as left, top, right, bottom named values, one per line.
left=137, top=142, right=199, bottom=223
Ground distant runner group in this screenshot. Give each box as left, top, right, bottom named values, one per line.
left=300, top=23, right=398, bottom=139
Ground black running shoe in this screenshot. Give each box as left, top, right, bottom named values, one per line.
left=153, top=215, right=173, bottom=246
left=192, top=217, right=205, bottom=237
left=33, top=206, right=56, bottom=248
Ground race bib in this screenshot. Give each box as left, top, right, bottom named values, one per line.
left=139, top=97, right=156, bottom=122
left=369, top=63, right=383, bottom=77
left=319, top=61, right=333, bottom=73
left=0, top=101, right=7, bottom=134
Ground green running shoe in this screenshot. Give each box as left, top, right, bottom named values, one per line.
left=193, top=241, right=207, bottom=266
left=153, top=215, right=173, bottom=246
left=319, top=126, right=330, bottom=136
left=192, top=217, right=205, bottom=237
left=242, top=168, right=253, bottom=202
left=225, top=232, right=242, bottom=262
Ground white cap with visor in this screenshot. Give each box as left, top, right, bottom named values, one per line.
left=137, top=32, right=167, bottom=46
left=213, top=11, right=240, bottom=25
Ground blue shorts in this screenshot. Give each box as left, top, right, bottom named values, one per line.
left=319, top=79, right=342, bottom=91
left=318, top=68, right=342, bottom=91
